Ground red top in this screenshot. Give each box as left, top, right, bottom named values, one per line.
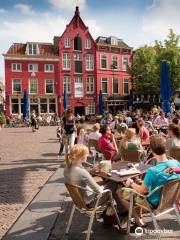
left=98, top=135, right=117, bottom=160
left=139, top=126, right=149, bottom=145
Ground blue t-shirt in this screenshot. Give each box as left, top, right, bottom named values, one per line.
left=144, top=159, right=180, bottom=207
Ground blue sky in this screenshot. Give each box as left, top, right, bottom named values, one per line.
left=0, top=0, right=180, bottom=82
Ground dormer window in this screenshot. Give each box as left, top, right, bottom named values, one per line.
left=111, top=37, right=118, bottom=46
left=27, top=43, right=38, bottom=55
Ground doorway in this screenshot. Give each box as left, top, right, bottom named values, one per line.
left=74, top=106, right=85, bottom=116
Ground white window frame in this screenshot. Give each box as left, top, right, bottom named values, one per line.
left=11, top=63, right=22, bottom=72
left=44, top=64, right=54, bottom=72
left=29, top=79, right=38, bottom=94
left=85, top=39, right=91, bottom=49
left=12, top=79, right=22, bottom=94
left=86, top=77, right=94, bottom=94
left=85, top=103, right=95, bottom=115
left=45, top=79, right=54, bottom=94
left=112, top=55, right=118, bottom=70
left=123, top=79, right=129, bottom=95
left=111, top=37, right=118, bottom=46
left=74, top=77, right=84, bottom=98
left=62, top=53, right=71, bottom=70
left=100, top=55, right=108, bottom=69
left=63, top=76, right=71, bottom=94
left=65, top=37, right=70, bottom=48
left=86, top=54, right=94, bottom=71
left=112, top=78, right=119, bottom=94
left=27, top=43, right=38, bottom=55
left=122, top=56, right=129, bottom=71
left=101, top=77, right=108, bottom=94
left=28, top=64, right=38, bottom=72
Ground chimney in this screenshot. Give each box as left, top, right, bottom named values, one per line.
left=75, top=6, right=80, bottom=16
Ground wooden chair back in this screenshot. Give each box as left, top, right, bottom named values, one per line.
left=65, top=182, right=87, bottom=209
left=170, top=147, right=180, bottom=161
left=157, top=179, right=180, bottom=212
left=121, top=149, right=142, bottom=162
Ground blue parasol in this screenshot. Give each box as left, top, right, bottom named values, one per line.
left=160, top=60, right=172, bottom=114
left=63, top=89, right=68, bottom=111
left=23, top=89, right=29, bottom=119
left=99, top=90, right=104, bottom=115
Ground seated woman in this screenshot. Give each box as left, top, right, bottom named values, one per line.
left=166, top=124, right=180, bottom=155
left=137, top=118, right=150, bottom=145
left=88, top=123, right=101, bottom=141
left=64, top=144, right=119, bottom=208
left=120, top=128, right=143, bottom=152
left=98, top=125, right=121, bottom=161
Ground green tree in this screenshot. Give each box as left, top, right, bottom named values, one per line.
left=128, top=45, right=159, bottom=94
left=129, top=29, right=180, bottom=95
left=155, top=29, right=180, bottom=93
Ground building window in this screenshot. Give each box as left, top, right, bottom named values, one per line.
left=62, top=53, right=71, bottom=70
left=30, top=98, right=39, bottom=114
left=74, top=77, right=83, bottom=98
left=63, top=76, right=71, bottom=94
left=101, top=78, right=108, bottom=94
left=101, top=55, right=107, bottom=69
left=65, top=38, right=70, bottom=48
left=85, top=39, right=91, bottom=49
left=29, top=79, right=38, bottom=94
left=112, top=56, right=118, bottom=69
left=86, top=54, right=94, bottom=71
left=113, top=78, right=118, bottom=94
left=11, top=63, right=22, bottom=72
left=111, top=37, right=118, bottom=46
left=40, top=98, right=47, bottom=113
left=11, top=98, right=19, bottom=114
left=86, top=77, right=94, bottom=94
left=44, top=64, right=54, bottom=72
left=45, top=80, right=54, bottom=94
left=74, top=36, right=82, bottom=50
left=86, top=103, right=95, bottom=115
left=27, top=43, right=38, bottom=55
left=28, top=64, right=38, bottom=72
left=122, top=57, right=129, bottom=71
left=12, top=79, right=21, bottom=93
left=123, top=79, right=129, bottom=94
left=49, top=98, right=56, bottom=113
left=74, top=53, right=82, bottom=73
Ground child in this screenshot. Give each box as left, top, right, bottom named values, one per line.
left=77, top=128, right=89, bottom=146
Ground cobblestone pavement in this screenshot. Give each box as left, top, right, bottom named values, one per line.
left=0, top=126, right=61, bottom=239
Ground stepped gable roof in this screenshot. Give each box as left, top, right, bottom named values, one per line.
left=5, top=42, right=58, bottom=57
left=96, top=36, right=132, bottom=49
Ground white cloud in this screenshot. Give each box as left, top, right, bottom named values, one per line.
left=85, top=19, right=103, bottom=38
left=14, top=3, right=34, bottom=15
left=142, top=0, right=180, bottom=38
left=49, top=0, right=86, bottom=11
left=0, top=8, right=7, bottom=13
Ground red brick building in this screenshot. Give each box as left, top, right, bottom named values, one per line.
left=3, top=7, right=132, bottom=116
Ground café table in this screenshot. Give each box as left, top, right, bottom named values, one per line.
left=90, top=161, right=152, bottom=184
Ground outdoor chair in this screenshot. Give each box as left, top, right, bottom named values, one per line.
left=65, top=182, right=121, bottom=240
left=126, top=179, right=180, bottom=234
left=88, top=139, right=103, bottom=163
left=170, top=147, right=180, bottom=161
left=121, top=149, right=143, bottom=162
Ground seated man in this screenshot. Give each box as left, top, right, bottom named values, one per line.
left=117, top=135, right=180, bottom=227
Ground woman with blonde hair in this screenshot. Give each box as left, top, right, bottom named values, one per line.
left=64, top=144, right=107, bottom=206
left=120, top=128, right=143, bottom=151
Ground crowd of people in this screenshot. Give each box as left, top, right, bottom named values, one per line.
left=60, top=106, right=180, bottom=230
